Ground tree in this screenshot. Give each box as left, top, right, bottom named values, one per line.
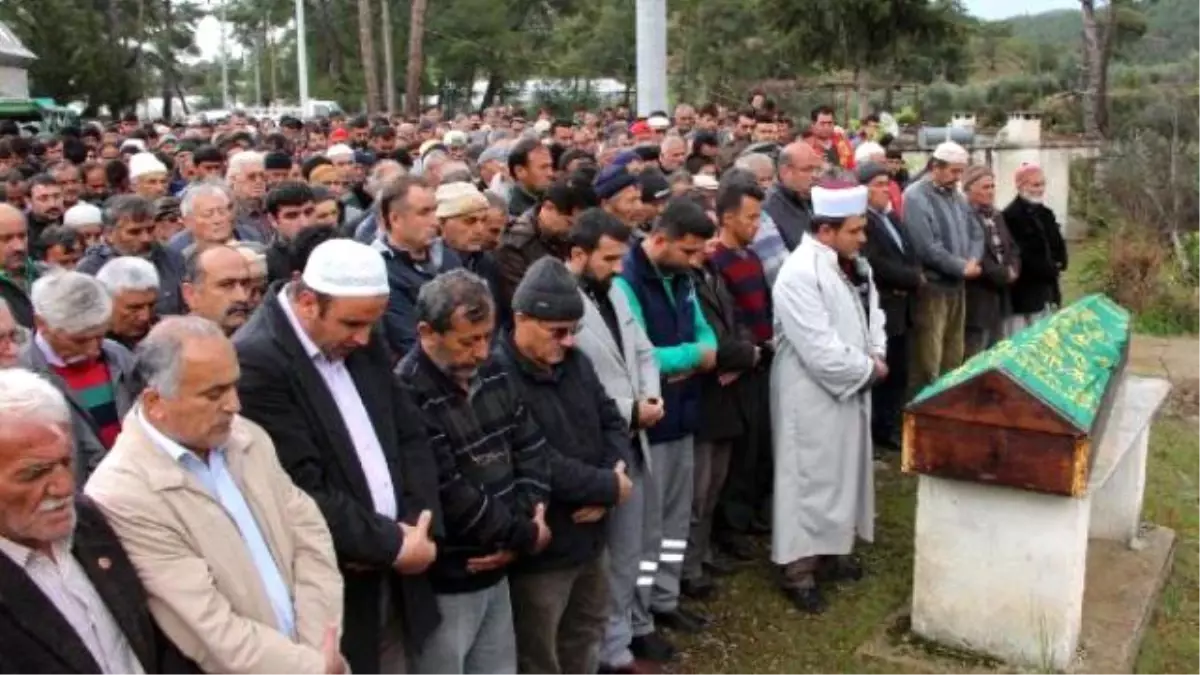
left=381, top=0, right=396, bottom=113
left=358, top=0, right=382, bottom=112
left=404, top=0, right=427, bottom=117
left=0, top=0, right=200, bottom=115
left=1080, top=0, right=1149, bottom=138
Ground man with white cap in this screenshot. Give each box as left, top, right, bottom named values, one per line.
left=435, top=182, right=503, bottom=304
left=901, top=141, right=983, bottom=397
left=234, top=238, right=442, bottom=674
left=62, top=202, right=105, bottom=251
left=129, top=152, right=170, bottom=201
left=769, top=178, right=886, bottom=614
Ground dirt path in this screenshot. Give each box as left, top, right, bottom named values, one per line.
left=1129, top=335, right=1199, bottom=418
left=1130, top=335, right=1199, bottom=380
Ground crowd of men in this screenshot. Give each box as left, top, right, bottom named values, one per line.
left=0, top=97, right=1069, bottom=674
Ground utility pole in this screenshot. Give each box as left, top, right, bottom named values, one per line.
left=254, top=31, right=263, bottom=107
left=635, top=0, right=667, bottom=116
left=295, top=0, right=310, bottom=114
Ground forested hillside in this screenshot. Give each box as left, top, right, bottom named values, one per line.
left=1004, top=0, right=1198, bottom=65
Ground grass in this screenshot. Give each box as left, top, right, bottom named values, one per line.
left=674, top=415, right=1199, bottom=673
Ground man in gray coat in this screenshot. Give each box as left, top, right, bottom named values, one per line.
left=565, top=208, right=671, bottom=671
left=16, top=271, right=138, bottom=482
left=902, top=142, right=984, bottom=397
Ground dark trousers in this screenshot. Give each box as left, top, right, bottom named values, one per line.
left=510, top=552, right=610, bottom=674
left=716, top=364, right=772, bottom=535
left=684, top=440, right=733, bottom=581
left=872, top=332, right=909, bottom=444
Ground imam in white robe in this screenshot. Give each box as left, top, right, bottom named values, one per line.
left=769, top=234, right=887, bottom=565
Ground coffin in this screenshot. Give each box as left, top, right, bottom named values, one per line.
left=901, top=294, right=1131, bottom=496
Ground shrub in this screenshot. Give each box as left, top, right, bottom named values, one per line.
left=1073, top=227, right=1199, bottom=335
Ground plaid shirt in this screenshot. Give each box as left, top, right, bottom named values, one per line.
left=396, top=347, right=551, bottom=591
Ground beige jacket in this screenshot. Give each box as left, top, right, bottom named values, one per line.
left=85, top=412, right=343, bottom=674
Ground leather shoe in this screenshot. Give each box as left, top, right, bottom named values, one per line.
left=816, top=556, right=864, bottom=583
left=783, top=586, right=826, bottom=614
left=653, top=607, right=708, bottom=634
left=630, top=632, right=676, bottom=663
left=680, top=577, right=716, bottom=600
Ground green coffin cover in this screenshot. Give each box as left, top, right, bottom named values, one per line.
left=910, top=294, right=1131, bottom=431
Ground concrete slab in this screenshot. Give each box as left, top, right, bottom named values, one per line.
left=858, top=526, right=1177, bottom=674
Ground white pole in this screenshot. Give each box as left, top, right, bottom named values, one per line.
left=254, top=31, right=263, bottom=107
left=219, top=0, right=230, bottom=109
left=635, top=0, right=667, bottom=117
left=295, top=0, right=310, bottom=116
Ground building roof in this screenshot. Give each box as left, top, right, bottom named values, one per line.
left=0, top=22, right=35, bottom=62
left=911, top=294, right=1130, bottom=431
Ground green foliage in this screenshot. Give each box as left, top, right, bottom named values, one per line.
left=1004, top=0, right=1197, bottom=66
left=0, top=0, right=202, bottom=116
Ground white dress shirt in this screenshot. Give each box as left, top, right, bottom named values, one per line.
left=278, top=288, right=398, bottom=519
left=0, top=535, right=145, bottom=674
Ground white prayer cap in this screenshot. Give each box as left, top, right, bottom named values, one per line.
left=693, top=174, right=719, bottom=192
left=932, top=141, right=969, bottom=165
left=812, top=184, right=868, bottom=219
left=129, top=152, right=168, bottom=180
left=533, top=119, right=552, bottom=135
left=647, top=115, right=671, bottom=130
left=301, top=239, right=390, bottom=298
left=435, top=181, right=489, bottom=219
left=63, top=202, right=103, bottom=229
left=853, top=141, right=885, bottom=165
left=443, top=130, right=468, bottom=148
left=120, top=139, right=147, bottom=153
left=325, top=143, right=354, bottom=159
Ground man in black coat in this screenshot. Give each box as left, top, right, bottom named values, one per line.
left=0, top=369, right=195, bottom=675
left=232, top=238, right=442, bottom=674
left=688, top=242, right=760, bottom=598
left=859, top=163, right=924, bottom=450
left=494, top=257, right=633, bottom=675
left=1002, top=164, right=1067, bottom=333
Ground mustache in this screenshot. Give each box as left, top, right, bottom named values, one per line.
left=224, top=302, right=252, bottom=317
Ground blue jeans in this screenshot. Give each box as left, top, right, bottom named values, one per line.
left=409, top=578, right=516, bottom=674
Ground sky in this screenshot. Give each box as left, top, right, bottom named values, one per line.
left=192, top=0, right=1083, bottom=62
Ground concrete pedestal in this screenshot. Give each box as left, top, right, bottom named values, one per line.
left=910, top=376, right=1171, bottom=671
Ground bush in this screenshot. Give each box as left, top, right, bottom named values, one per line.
left=1073, top=228, right=1200, bottom=335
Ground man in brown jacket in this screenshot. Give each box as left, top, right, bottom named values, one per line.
left=85, top=316, right=347, bottom=674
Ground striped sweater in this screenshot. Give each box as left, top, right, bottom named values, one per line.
left=51, top=359, right=121, bottom=449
